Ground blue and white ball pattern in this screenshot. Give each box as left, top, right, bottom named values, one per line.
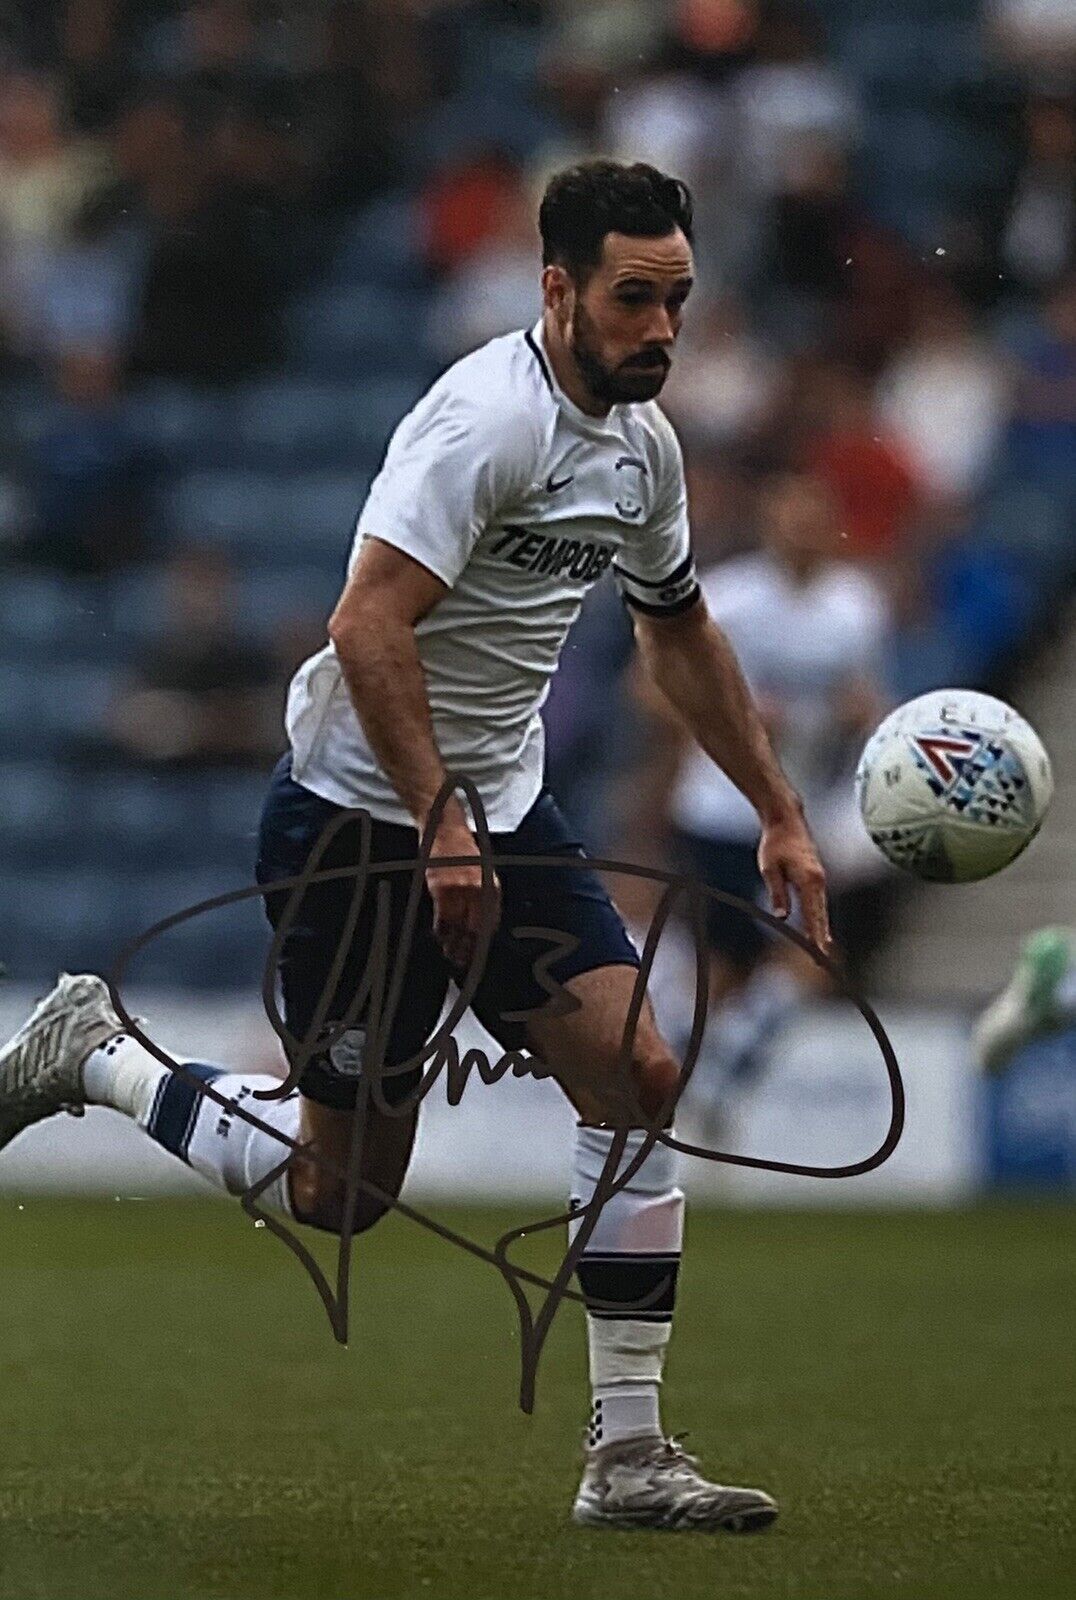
left=856, top=690, right=1054, bottom=883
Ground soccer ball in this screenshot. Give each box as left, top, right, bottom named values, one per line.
left=855, top=689, right=1053, bottom=883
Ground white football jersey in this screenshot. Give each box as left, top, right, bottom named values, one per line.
left=286, top=319, right=699, bottom=828
left=671, top=553, right=887, bottom=844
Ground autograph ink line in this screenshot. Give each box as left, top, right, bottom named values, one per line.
left=107, top=777, right=904, bottom=1413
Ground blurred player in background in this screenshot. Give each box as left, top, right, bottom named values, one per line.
left=641, top=471, right=889, bottom=1127
left=0, top=160, right=830, bottom=1534
left=974, top=926, right=1076, bottom=1073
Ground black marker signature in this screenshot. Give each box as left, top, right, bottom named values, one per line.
left=106, top=775, right=903, bottom=1413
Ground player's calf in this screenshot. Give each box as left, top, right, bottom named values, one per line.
left=288, top=1099, right=418, bottom=1234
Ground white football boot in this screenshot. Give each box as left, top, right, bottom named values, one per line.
left=0, top=973, right=125, bottom=1153
left=573, top=1435, right=779, bottom=1533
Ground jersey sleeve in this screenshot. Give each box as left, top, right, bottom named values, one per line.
left=612, top=420, right=701, bottom=618
left=352, top=386, right=534, bottom=588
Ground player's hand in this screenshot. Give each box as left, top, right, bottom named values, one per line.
left=426, top=818, right=501, bottom=971
left=757, top=809, right=832, bottom=954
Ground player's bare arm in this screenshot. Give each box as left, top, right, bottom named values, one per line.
left=632, top=597, right=832, bottom=952
left=328, top=537, right=500, bottom=969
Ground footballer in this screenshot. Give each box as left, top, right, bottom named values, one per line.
left=0, top=161, right=830, bottom=1533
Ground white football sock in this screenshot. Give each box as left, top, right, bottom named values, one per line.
left=83, top=1032, right=168, bottom=1122
left=570, top=1124, right=684, bottom=1452
left=83, top=1033, right=298, bottom=1217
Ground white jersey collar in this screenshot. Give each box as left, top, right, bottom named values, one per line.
left=527, top=318, right=625, bottom=439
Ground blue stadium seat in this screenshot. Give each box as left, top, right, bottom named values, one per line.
left=117, top=869, right=269, bottom=990
left=0, top=473, right=25, bottom=543
left=452, top=8, right=544, bottom=100
left=0, top=762, right=81, bottom=866
left=857, top=183, right=948, bottom=250
left=0, top=573, right=96, bottom=662
left=203, top=771, right=273, bottom=846
left=288, top=285, right=426, bottom=376
left=0, top=867, right=120, bottom=970
left=151, top=772, right=270, bottom=879
left=83, top=772, right=202, bottom=869
left=410, top=89, right=554, bottom=171
left=226, top=376, right=418, bottom=470
left=931, top=539, right=1038, bottom=680
left=133, top=917, right=268, bottom=990
left=124, top=383, right=229, bottom=467
left=102, top=569, right=170, bottom=655
left=288, top=283, right=435, bottom=379
left=977, top=485, right=1074, bottom=589
left=162, top=469, right=368, bottom=558
left=281, top=473, right=369, bottom=553
left=862, top=111, right=1004, bottom=191
left=118, top=867, right=247, bottom=933
left=884, top=623, right=965, bottom=704
left=838, top=20, right=988, bottom=99
left=0, top=766, right=263, bottom=878
left=2, top=380, right=56, bottom=456
left=331, top=193, right=427, bottom=289
left=234, top=566, right=341, bottom=634
left=162, top=470, right=283, bottom=551
left=76, top=770, right=275, bottom=877
left=0, top=660, right=115, bottom=756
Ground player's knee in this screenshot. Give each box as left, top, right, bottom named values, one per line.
left=635, top=1050, right=683, bottom=1124
left=288, top=1161, right=340, bottom=1232
left=582, top=1047, right=683, bottom=1127
left=288, top=1166, right=392, bottom=1236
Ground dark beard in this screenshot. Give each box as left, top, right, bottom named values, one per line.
left=571, top=308, right=671, bottom=406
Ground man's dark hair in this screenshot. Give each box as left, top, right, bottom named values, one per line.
left=539, top=160, right=694, bottom=281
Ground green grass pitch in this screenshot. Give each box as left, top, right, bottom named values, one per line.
left=0, top=1198, right=1072, bottom=1600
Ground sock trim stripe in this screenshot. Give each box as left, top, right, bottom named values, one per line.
left=576, top=1255, right=680, bottom=1316
left=588, top=1310, right=674, bottom=1322
left=179, top=1091, right=200, bottom=1159
left=146, top=1063, right=224, bottom=1163
left=146, top=1072, right=169, bottom=1132
left=577, top=1251, right=681, bottom=1262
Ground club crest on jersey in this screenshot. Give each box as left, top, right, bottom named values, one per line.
left=614, top=454, right=648, bottom=520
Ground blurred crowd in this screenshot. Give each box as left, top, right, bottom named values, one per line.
left=0, top=0, right=1073, bottom=993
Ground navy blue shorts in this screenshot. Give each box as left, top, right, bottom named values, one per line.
left=673, top=829, right=768, bottom=975
left=254, top=755, right=640, bottom=1109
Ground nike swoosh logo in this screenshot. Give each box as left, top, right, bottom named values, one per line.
left=545, top=473, right=574, bottom=494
